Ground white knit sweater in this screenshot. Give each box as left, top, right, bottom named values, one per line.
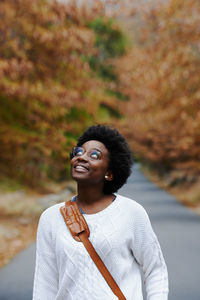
left=33, top=194, right=168, bottom=300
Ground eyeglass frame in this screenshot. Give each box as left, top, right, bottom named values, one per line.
left=70, top=146, right=102, bottom=161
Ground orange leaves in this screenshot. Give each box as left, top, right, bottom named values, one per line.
left=114, top=0, right=200, bottom=170
left=0, top=59, right=33, bottom=81
left=0, top=0, right=124, bottom=186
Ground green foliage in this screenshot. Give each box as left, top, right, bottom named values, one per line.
left=106, top=89, right=129, bottom=101
left=65, top=107, right=93, bottom=145
left=87, top=56, right=117, bottom=81
left=88, top=18, right=127, bottom=58
left=66, top=106, right=93, bottom=124
left=86, top=17, right=128, bottom=82
left=98, top=103, right=122, bottom=120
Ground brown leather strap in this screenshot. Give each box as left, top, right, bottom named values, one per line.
left=60, top=201, right=126, bottom=300
left=60, top=200, right=90, bottom=242
left=79, top=231, right=126, bottom=300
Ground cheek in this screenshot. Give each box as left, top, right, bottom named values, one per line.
left=92, top=161, right=109, bottom=174
left=70, top=159, right=75, bottom=173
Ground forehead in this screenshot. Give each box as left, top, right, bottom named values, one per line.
left=81, top=140, right=108, bottom=154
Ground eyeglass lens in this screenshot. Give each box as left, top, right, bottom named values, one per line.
left=72, top=147, right=101, bottom=160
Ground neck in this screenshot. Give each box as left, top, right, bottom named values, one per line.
left=75, top=183, right=114, bottom=214
left=77, top=183, right=104, bottom=204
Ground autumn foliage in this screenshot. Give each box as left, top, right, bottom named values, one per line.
left=115, top=0, right=200, bottom=176
left=0, top=0, right=199, bottom=188
left=0, top=0, right=126, bottom=186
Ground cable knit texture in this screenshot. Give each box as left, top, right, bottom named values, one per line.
left=33, top=194, right=168, bottom=300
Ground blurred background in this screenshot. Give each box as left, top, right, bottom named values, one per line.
left=0, top=0, right=200, bottom=297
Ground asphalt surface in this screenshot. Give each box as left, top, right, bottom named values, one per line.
left=0, top=164, right=200, bottom=300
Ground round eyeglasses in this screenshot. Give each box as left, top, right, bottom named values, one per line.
left=71, top=147, right=102, bottom=160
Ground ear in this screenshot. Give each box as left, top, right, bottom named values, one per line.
left=105, top=170, right=113, bottom=181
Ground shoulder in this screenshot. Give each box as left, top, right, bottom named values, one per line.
left=116, top=194, right=150, bottom=222
left=38, top=202, right=65, bottom=226
left=116, top=194, right=156, bottom=241
left=116, top=194, right=147, bottom=213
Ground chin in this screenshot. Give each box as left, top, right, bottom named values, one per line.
left=71, top=173, right=88, bottom=182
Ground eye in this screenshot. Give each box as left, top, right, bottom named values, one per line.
left=73, top=147, right=84, bottom=157
left=90, top=150, right=101, bottom=160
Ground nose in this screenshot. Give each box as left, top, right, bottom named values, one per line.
left=76, top=152, right=88, bottom=161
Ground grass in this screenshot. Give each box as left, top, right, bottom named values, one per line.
left=0, top=176, right=26, bottom=193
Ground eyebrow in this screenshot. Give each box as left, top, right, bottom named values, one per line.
left=90, top=148, right=102, bottom=153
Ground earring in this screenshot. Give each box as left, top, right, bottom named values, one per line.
left=105, top=175, right=109, bottom=179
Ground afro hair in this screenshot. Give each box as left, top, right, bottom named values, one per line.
left=76, top=124, right=133, bottom=194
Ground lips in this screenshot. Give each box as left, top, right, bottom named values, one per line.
left=74, top=164, right=89, bottom=172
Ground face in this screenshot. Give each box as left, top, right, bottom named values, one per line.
left=70, top=140, right=112, bottom=185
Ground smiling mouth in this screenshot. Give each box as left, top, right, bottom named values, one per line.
left=74, top=165, right=89, bottom=172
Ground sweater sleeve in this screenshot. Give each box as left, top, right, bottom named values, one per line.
left=131, top=206, right=169, bottom=300
left=33, top=210, right=59, bottom=300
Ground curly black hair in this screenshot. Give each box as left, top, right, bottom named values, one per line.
left=76, top=124, right=133, bottom=194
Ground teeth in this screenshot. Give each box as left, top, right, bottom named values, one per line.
left=75, top=166, right=87, bottom=171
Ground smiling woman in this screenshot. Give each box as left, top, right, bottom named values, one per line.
left=71, top=140, right=111, bottom=197
left=33, top=124, right=169, bottom=300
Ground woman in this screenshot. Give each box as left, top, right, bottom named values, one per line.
left=33, top=124, right=168, bottom=300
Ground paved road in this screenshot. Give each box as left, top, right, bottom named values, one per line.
left=0, top=165, right=200, bottom=300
